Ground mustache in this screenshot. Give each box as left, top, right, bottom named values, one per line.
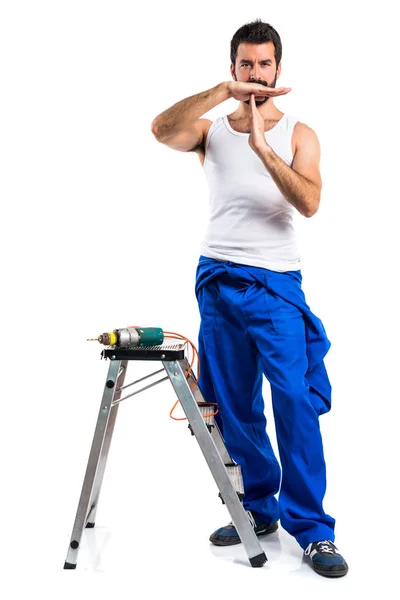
left=248, top=79, right=269, bottom=87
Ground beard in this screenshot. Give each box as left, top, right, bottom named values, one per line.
left=243, top=72, right=278, bottom=106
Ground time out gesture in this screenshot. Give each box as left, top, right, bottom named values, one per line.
left=226, top=80, right=291, bottom=156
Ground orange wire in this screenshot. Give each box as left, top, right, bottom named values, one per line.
left=127, top=327, right=219, bottom=421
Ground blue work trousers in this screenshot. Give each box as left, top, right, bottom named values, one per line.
left=195, top=255, right=335, bottom=549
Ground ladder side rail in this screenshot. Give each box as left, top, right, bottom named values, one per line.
left=64, top=358, right=125, bottom=569
left=163, top=359, right=267, bottom=567
left=85, top=359, right=129, bottom=524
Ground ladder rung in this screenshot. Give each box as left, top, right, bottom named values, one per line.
left=116, top=368, right=165, bottom=392
left=112, top=376, right=169, bottom=405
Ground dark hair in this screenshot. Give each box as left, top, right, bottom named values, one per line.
left=230, top=19, right=282, bottom=69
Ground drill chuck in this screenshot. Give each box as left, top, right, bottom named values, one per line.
left=97, top=332, right=118, bottom=346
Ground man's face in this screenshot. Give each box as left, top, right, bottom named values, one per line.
left=230, top=41, right=281, bottom=106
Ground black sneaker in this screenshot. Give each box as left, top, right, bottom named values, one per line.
left=305, top=540, right=349, bottom=577
left=209, top=510, right=279, bottom=546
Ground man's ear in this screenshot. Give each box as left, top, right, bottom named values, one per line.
left=230, top=64, right=237, bottom=80
left=276, top=62, right=282, bottom=80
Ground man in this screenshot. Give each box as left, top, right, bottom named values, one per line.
left=151, top=19, right=348, bottom=578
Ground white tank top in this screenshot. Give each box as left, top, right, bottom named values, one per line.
left=199, top=113, right=301, bottom=272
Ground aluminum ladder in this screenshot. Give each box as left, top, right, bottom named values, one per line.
left=63, top=340, right=267, bottom=569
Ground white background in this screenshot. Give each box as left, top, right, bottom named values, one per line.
left=1, top=1, right=399, bottom=597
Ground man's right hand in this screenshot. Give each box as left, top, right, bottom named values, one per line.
left=227, top=81, right=291, bottom=102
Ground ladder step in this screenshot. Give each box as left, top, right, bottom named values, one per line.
left=189, top=402, right=245, bottom=499
left=197, top=402, right=217, bottom=425
left=225, top=464, right=244, bottom=495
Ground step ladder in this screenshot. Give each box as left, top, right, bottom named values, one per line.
left=63, top=339, right=268, bottom=569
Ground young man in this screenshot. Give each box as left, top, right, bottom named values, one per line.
left=151, top=19, right=348, bottom=578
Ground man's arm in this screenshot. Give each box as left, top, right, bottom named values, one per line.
left=258, top=123, right=322, bottom=218
left=151, top=82, right=231, bottom=151
left=248, top=96, right=322, bottom=218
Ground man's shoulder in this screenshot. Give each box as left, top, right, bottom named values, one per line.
left=293, top=120, right=319, bottom=139
left=291, top=120, right=320, bottom=152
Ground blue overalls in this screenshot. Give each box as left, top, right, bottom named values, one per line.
left=195, top=255, right=335, bottom=549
